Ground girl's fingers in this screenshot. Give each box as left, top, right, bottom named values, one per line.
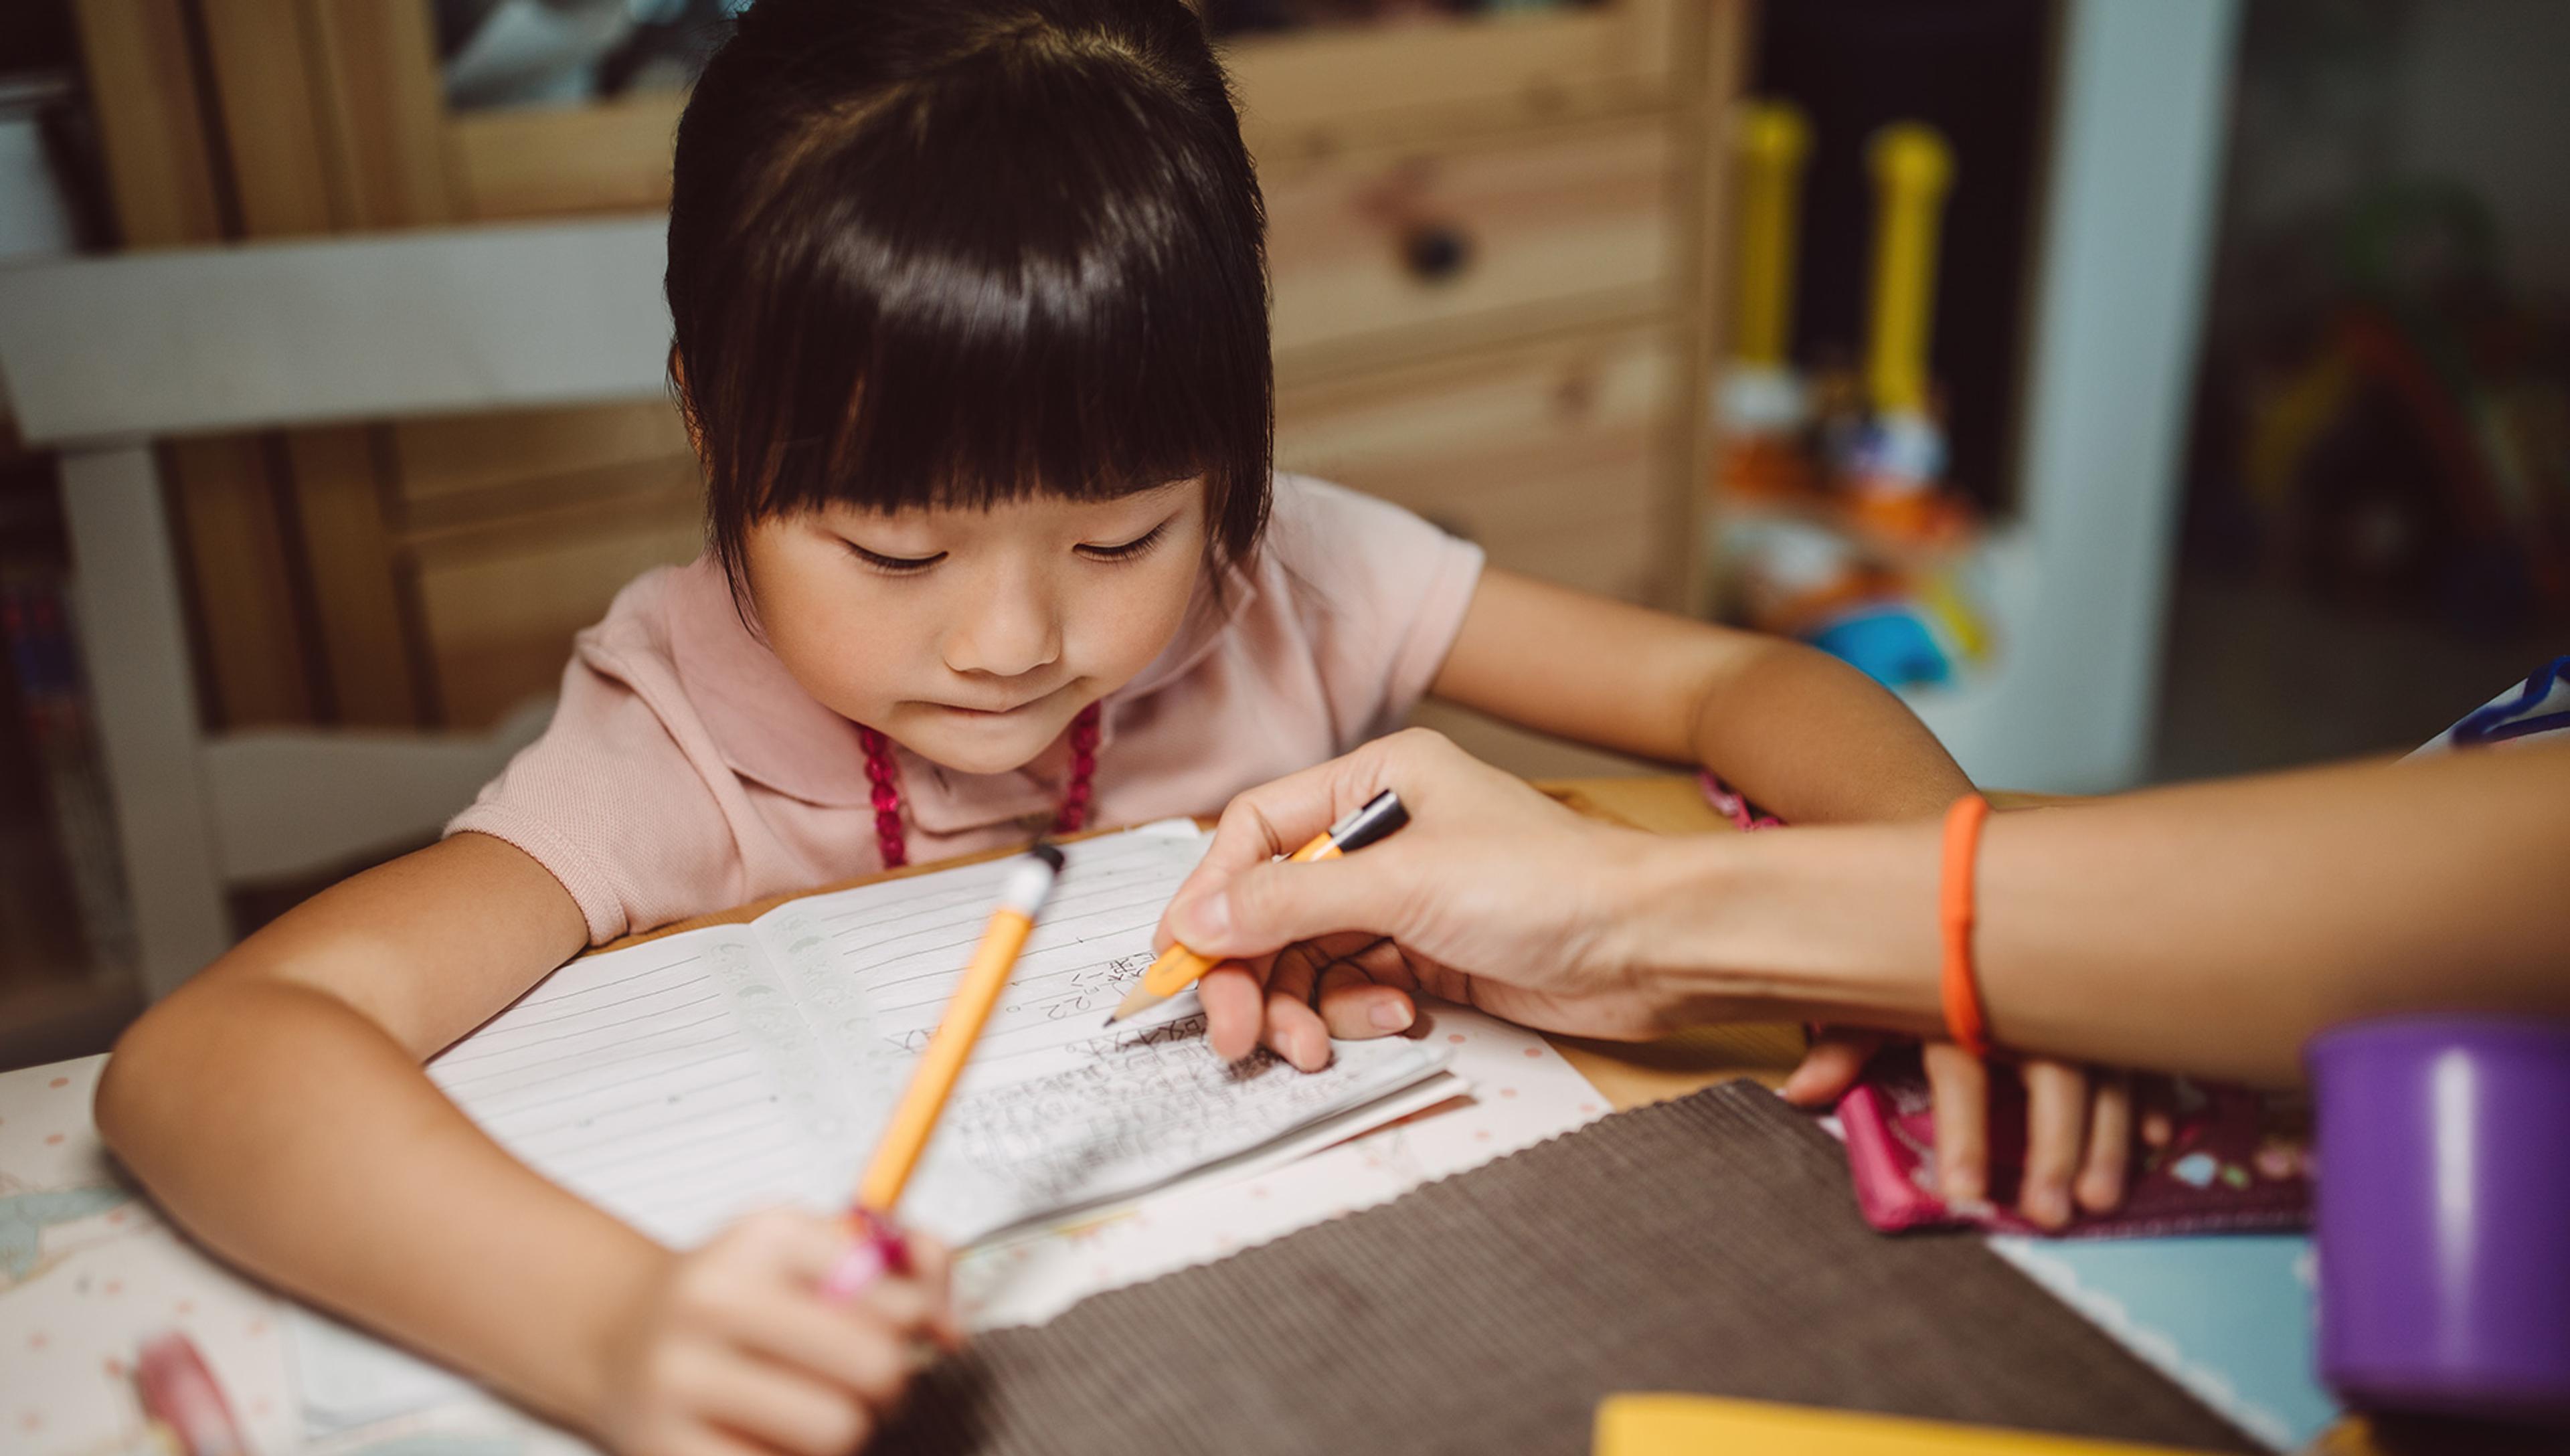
left=2140, top=1099, right=2175, bottom=1149
left=673, top=1343, right=872, bottom=1456
left=1259, top=943, right=1333, bottom=1071
left=661, top=1422, right=778, bottom=1456
left=851, top=1272, right=942, bottom=1338
left=725, top=1287, right=912, bottom=1408
left=2019, top=1059, right=2090, bottom=1231
left=899, top=1235, right=965, bottom=1351
left=1923, top=1043, right=1989, bottom=1206
left=2077, top=1072, right=2136, bottom=1214
left=1782, top=1028, right=1884, bottom=1107
left=734, top=1208, right=869, bottom=1289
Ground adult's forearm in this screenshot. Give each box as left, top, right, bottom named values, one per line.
left=1638, top=744, right=2570, bottom=1085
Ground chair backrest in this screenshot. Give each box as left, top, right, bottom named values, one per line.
left=0, top=219, right=676, bottom=997
left=0, top=217, right=671, bottom=445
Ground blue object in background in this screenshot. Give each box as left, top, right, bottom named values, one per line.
left=1990, top=1233, right=2340, bottom=1451
left=1807, top=607, right=1954, bottom=689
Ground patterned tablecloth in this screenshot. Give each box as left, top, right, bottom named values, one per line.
left=0, top=1056, right=608, bottom=1455
left=0, top=1055, right=301, bottom=1454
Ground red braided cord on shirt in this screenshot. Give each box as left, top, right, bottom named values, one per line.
left=858, top=702, right=1103, bottom=870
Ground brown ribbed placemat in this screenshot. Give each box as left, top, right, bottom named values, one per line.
left=886, top=1081, right=2257, bottom=1455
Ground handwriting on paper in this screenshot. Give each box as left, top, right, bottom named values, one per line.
left=434, top=832, right=1449, bottom=1249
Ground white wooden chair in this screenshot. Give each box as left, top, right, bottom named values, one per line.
left=0, top=219, right=673, bottom=996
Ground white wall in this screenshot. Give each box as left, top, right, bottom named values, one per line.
left=1907, top=0, right=2242, bottom=792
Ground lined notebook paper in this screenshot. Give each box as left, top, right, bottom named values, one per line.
left=428, top=827, right=1454, bottom=1249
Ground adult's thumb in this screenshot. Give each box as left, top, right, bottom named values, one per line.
left=1169, top=855, right=1397, bottom=956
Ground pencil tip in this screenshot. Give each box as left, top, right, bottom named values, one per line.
left=1100, top=1012, right=1119, bottom=1027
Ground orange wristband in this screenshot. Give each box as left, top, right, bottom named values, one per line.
left=1938, top=793, right=1994, bottom=1057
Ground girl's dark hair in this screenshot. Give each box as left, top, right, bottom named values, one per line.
left=667, top=0, right=1273, bottom=592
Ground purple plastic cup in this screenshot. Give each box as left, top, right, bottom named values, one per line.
left=2308, top=1016, right=2570, bottom=1424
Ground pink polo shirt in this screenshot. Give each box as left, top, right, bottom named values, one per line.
left=447, top=475, right=1486, bottom=943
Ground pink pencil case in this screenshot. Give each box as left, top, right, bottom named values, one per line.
left=1836, top=1046, right=2312, bottom=1237
left=1696, top=773, right=2312, bottom=1239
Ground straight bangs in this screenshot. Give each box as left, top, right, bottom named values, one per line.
left=669, top=4, right=1273, bottom=589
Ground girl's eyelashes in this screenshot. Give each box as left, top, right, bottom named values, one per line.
left=845, top=542, right=946, bottom=575
left=842, top=519, right=1169, bottom=574
left=1078, top=520, right=1171, bottom=563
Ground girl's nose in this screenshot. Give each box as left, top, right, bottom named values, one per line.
left=943, top=574, right=1062, bottom=680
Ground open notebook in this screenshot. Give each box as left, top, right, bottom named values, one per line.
left=291, top=824, right=1460, bottom=1434
left=424, top=824, right=1457, bottom=1249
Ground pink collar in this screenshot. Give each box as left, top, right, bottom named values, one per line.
left=659, top=556, right=1246, bottom=832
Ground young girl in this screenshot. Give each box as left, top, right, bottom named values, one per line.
left=98, top=3, right=1995, bottom=1451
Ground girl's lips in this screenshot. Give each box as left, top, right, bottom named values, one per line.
left=929, top=694, right=1046, bottom=718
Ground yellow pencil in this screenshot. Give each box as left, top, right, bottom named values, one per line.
left=1105, top=790, right=1409, bottom=1026
left=853, top=842, right=1063, bottom=1214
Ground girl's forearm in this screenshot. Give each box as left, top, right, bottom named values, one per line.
left=96, top=976, right=665, bottom=1431
left=1687, top=642, right=1972, bottom=824
left=1640, top=743, right=2570, bottom=1085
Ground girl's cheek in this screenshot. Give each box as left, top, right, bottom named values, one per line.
left=1119, top=559, right=1203, bottom=666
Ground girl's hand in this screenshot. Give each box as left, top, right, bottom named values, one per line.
left=1785, top=1032, right=2136, bottom=1230
left=594, top=1209, right=961, bottom=1456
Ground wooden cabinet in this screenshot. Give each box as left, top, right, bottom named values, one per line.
left=1266, top=120, right=1675, bottom=371
left=75, top=0, right=1742, bottom=780
left=1280, top=325, right=1675, bottom=602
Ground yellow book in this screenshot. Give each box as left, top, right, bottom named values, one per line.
left=1596, top=1394, right=2219, bottom=1456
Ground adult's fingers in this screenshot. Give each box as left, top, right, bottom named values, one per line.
left=1199, top=937, right=1412, bottom=1066
left=1259, top=943, right=1333, bottom=1071
left=1154, top=751, right=1400, bottom=951
left=1923, top=1043, right=1988, bottom=1207
left=1316, top=945, right=1415, bottom=1040
left=2019, top=1058, right=2090, bottom=1231
left=1782, top=1028, right=1884, bottom=1107
left=2078, top=1072, right=2135, bottom=1214
left=1197, top=961, right=1270, bottom=1062
left=1168, top=851, right=1415, bottom=962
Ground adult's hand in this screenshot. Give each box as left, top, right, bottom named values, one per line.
left=1157, top=729, right=1708, bottom=1066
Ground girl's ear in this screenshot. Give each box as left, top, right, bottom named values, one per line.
left=669, top=346, right=709, bottom=465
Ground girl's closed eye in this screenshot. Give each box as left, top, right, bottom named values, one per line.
left=846, top=542, right=946, bottom=575
left=1078, top=520, right=1171, bottom=564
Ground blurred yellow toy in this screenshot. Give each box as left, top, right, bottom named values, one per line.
left=1709, top=112, right=1992, bottom=689
left=1717, top=101, right=1817, bottom=498
left=1845, top=121, right=1964, bottom=541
